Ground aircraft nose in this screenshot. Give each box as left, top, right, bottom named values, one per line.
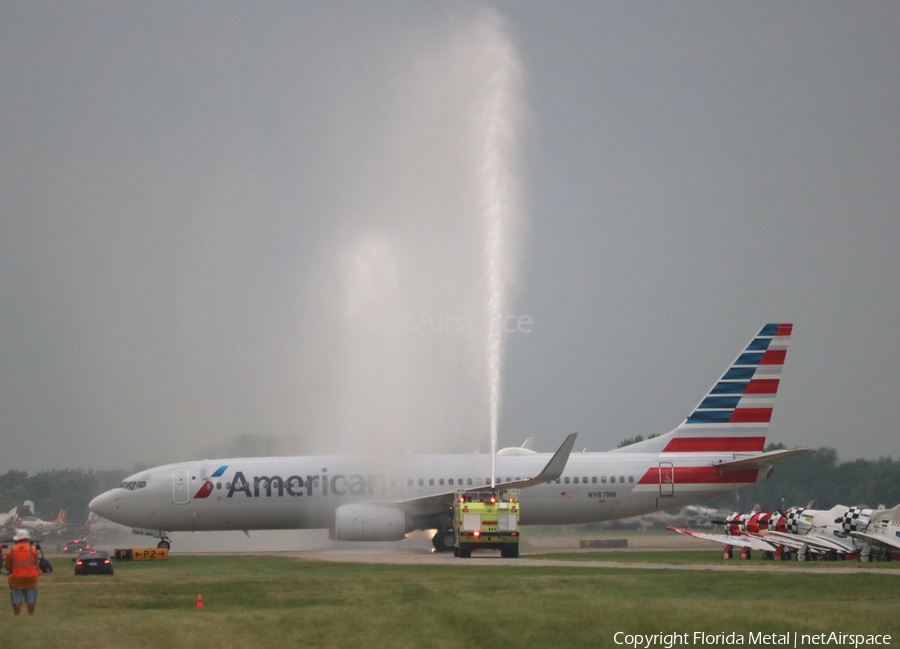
left=89, top=490, right=117, bottom=520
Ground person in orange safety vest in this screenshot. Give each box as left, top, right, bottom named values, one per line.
left=5, top=529, right=40, bottom=616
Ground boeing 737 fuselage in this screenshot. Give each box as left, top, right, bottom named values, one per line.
left=90, top=324, right=802, bottom=552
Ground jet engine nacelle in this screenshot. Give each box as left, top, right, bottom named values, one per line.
left=332, top=504, right=412, bottom=542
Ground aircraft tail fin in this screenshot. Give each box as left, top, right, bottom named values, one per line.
left=1, top=507, right=16, bottom=527
left=664, top=323, right=792, bottom=454
left=55, top=510, right=67, bottom=526
left=871, top=505, right=900, bottom=523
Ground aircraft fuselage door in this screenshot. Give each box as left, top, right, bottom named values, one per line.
left=173, top=469, right=190, bottom=504
left=658, top=462, right=674, bottom=497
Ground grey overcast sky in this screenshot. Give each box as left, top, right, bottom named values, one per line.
left=2, top=2, right=899, bottom=474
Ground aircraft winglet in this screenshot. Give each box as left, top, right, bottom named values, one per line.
left=496, top=432, right=578, bottom=489
left=399, top=433, right=578, bottom=516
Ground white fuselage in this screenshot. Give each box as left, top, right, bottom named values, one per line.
left=89, top=450, right=763, bottom=534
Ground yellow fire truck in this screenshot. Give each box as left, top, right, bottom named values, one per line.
left=452, top=490, right=521, bottom=558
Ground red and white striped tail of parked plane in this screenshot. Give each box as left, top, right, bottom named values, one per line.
left=90, top=323, right=804, bottom=552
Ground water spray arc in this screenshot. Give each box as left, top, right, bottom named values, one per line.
left=474, top=15, right=524, bottom=488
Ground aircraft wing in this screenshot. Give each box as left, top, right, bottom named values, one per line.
left=851, top=527, right=900, bottom=552
left=763, top=530, right=855, bottom=553
left=399, top=433, right=578, bottom=517
left=712, top=448, right=808, bottom=473
left=666, top=526, right=778, bottom=552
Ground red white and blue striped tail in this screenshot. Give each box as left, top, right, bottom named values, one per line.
left=664, top=323, right=792, bottom=454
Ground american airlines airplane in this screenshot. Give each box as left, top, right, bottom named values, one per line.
left=89, top=323, right=803, bottom=552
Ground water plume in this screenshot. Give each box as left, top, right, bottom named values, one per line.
left=302, top=10, right=526, bottom=466
left=472, top=13, right=525, bottom=485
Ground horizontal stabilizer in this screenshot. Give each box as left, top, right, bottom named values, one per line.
left=712, top=448, right=807, bottom=473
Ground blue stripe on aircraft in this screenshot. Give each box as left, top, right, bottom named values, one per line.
left=698, top=396, right=741, bottom=409
left=746, top=338, right=771, bottom=351
left=722, top=367, right=756, bottom=380
left=710, top=381, right=748, bottom=395
left=759, top=324, right=780, bottom=336
left=736, top=352, right=764, bottom=365
left=211, top=466, right=228, bottom=478
left=686, top=411, right=733, bottom=424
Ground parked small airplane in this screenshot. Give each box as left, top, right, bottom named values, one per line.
left=14, top=510, right=67, bottom=538
left=852, top=506, right=900, bottom=560
left=83, top=512, right=135, bottom=543
left=90, top=323, right=803, bottom=552
left=771, top=504, right=900, bottom=561
left=669, top=504, right=900, bottom=562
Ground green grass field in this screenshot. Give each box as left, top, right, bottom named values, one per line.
left=6, top=555, right=900, bottom=648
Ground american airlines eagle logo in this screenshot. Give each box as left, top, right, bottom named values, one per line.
left=192, top=465, right=229, bottom=499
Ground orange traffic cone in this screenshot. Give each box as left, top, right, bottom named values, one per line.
left=196, top=594, right=204, bottom=609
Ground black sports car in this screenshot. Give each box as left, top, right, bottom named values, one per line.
left=74, top=550, right=113, bottom=575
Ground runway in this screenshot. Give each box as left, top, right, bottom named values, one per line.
left=93, top=527, right=900, bottom=575
left=273, top=531, right=900, bottom=576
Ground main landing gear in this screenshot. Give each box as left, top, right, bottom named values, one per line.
left=432, top=529, right=454, bottom=552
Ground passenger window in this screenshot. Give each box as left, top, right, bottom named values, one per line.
left=601, top=477, right=607, bottom=484
left=467, top=478, right=473, bottom=486
left=439, top=479, right=444, bottom=486
left=628, top=476, right=634, bottom=483
left=429, top=479, right=435, bottom=486
left=619, top=476, right=625, bottom=483
left=591, top=477, right=597, bottom=484
left=418, top=479, right=424, bottom=486
left=582, top=477, right=588, bottom=483
left=573, top=477, right=579, bottom=484
left=449, top=478, right=454, bottom=486
left=564, top=477, right=570, bottom=484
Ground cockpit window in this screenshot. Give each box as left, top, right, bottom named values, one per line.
left=135, top=481, right=146, bottom=489
left=118, top=481, right=145, bottom=490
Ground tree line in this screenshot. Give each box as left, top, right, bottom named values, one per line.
left=707, top=444, right=900, bottom=512
left=0, top=468, right=133, bottom=528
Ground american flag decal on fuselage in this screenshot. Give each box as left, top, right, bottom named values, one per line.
left=664, top=323, right=792, bottom=454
